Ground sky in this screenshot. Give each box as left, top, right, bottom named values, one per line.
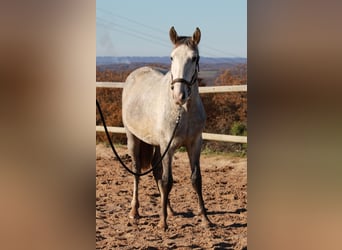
left=96, top=0, right=246, bottom=58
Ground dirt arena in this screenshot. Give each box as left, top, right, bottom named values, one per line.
left=96, top=144, right=247, bottom=249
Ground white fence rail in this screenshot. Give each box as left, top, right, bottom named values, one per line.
left=96, top=82, right=247, bottom=143
left=96, top=82, right=247, bottom=93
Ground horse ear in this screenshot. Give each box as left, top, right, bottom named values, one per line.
left=192, top=27, right=201, bottom=45
left=169, top=26, right=178, bottom=45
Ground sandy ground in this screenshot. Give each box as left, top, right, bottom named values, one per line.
left=96, top=144, right=247, bottom=249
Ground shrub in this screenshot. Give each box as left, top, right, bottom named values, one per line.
left=230, top=121, right=247, bottom=156
left=230, top=121, right=247, bottom=136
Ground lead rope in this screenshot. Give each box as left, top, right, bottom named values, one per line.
left=96, top=99, right=181, bottom=177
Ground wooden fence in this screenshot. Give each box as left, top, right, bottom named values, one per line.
left=96, top=82, right=247, bottom=143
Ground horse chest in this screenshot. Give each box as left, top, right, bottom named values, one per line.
left=177, top=111, right=205, bottom=139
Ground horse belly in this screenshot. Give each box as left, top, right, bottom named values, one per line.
left=125, top=121, right=160, bottom=146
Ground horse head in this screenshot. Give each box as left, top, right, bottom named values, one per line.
left=169, top=26, right=201, bottom=106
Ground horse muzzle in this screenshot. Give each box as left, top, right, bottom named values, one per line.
left=173, top=90, right=187, bottom=105
left=171, top=78, right=193, bottom=105
left=171, top=79, right=191, bottom=105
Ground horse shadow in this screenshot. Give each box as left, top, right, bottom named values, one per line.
left=212, top=242, right=234, bottom=249
left=138, top=207, right=247, bottom=229
left=170, top=207, right=247, bottom=229
left=173, top=210, right=196, bottom=218
left=174, top=207, right=246, bottom=218
left=208, top=207, right=247, bottom=228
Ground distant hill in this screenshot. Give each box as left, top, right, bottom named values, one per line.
left=96, top=56, right=247, bottom=86
left=96, top=56, right=246, bottom=66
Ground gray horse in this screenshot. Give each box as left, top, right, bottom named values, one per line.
left=122, top=26, right=211, bottom=230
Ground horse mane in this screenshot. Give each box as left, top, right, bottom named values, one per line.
left=174, top=36, right=199, bottom=52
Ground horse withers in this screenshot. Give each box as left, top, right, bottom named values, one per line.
left=122, top=26, right=212, bottom=230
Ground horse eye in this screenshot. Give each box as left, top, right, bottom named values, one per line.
left=170, top=57, right=173, bottom=61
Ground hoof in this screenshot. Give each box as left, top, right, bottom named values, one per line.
left=196, top=208, right=207, bottom=216
left=158, top=221, right=168, bottom=231
left=129, top=210, right=140, bottom=219
left=167, top=207, right=175, bottom=217
left=201, top=217, right=215, bottom=228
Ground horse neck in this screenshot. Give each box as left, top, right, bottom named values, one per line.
left=185, top=82, right=201, bottom=111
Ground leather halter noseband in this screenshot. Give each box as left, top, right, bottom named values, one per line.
left=170, top=58, right=200, bottom=96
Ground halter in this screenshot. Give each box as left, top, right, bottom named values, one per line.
left=170, top=57, right=200, bottom=97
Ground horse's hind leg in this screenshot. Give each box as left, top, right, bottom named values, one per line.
left=152, top=147, right=174, bottom=216
left=186, top=137, right=213, bottom=227
left=126, top=130, right=141, bottom=219
left=152, top=147, right=174, bottom=230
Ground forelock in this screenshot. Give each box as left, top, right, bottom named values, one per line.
left=174, top=36, right=198, bottom=52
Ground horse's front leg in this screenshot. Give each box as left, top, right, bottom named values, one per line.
left=187, top=136, right=213, bottom=227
